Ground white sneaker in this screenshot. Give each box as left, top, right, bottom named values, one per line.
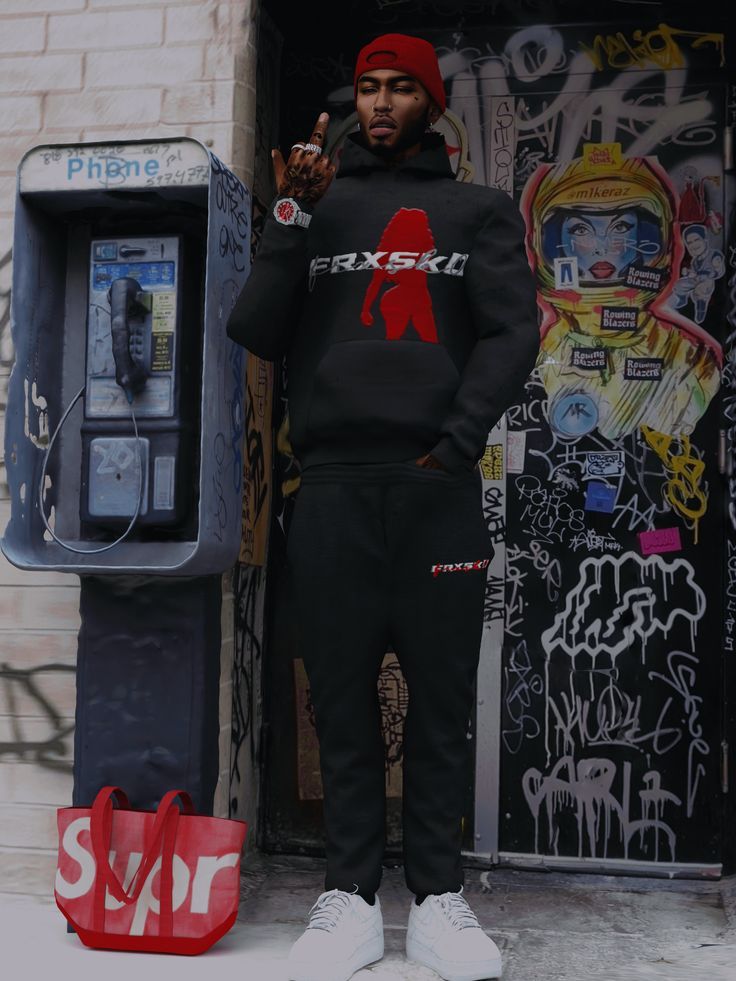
left=406, top=886, right=502, bottom=980
left=286, top=887, right=384, bottom=981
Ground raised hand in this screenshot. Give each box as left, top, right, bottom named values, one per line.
left=272, top=112, right=336, bottom=205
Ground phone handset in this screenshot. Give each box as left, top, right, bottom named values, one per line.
left=38, top=276, right=151, bottom=554
left=51, top=274, right=150, bottom=550
left=108, top=276, right=151, bottom=403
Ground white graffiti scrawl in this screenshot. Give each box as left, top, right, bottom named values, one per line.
left=536, top=552, right=707, bottom=830
left=541, top=552, right=706, bottom=667
left=522, top=756, right=680, bottom=861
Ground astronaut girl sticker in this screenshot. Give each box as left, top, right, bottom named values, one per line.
left=520, top=149, right=722, bottom=443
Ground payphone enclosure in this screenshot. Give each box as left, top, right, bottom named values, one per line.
left=1, top=138, right=250, bottom=575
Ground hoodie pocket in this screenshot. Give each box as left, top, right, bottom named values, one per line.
left=306, top=339, right=460, bottom=444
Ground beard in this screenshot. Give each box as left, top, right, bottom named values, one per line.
left=364, top=112, right=431, bottom=159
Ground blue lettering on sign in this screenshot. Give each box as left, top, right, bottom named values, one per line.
left=92, top=261, right=175, bottom=290
left=66, top=155, right=159, bottom=185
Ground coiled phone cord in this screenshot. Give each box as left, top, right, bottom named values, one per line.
left=38, top=383, right=144, bottom=554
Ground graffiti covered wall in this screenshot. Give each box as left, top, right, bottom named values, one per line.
left=269, top=10, right=730, bottom=868
left=465, top=19, right=727, bottom=867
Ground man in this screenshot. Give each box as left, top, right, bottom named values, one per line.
left=671, top=223, right=725, bottom=324
left=227, top=33, right=539, bottom=981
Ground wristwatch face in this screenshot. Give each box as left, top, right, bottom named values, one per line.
left=273, top=197, right=311, bottom=228
left=274, top=198, right=298, bottom=224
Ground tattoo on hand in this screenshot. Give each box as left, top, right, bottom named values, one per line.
left=280, top=165, right=334, bottom=204
left=272, top=111, right=336, bottom=205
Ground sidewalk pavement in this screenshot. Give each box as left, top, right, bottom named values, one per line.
left=2, top=852, right=735, bottom=980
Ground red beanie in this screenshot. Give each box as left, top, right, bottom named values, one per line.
left=354, top=33, right=446, bottom=113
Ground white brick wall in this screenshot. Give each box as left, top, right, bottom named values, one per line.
left=1, top=97, right=44, bottom=134
left=86, top=45, right=203, bottom=87
left=165, top=4, right=217, bottom=43
left=0, top=0, right=258, bottom=897
left=46, top=88, right=164, bottom=128
left=2, top=0, right=85, bottom=11
left=0, top=17, right=46, bottom=56
left=0, top=54, right=83, bottom=93
left=47, top=10, right=165, bottom=50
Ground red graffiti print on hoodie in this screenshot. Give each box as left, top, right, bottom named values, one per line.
left=360, top=207, right=439, bottom=343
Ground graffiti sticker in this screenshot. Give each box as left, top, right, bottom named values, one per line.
left=639, top=527, right=683, bottom=555
left=506, top=430, right=527, bottom=474
left=554, top=256, right=580, bottom=289
left=479, top=444, right=504, bottom=481
left=585, top=481, right=617, bottom=513
left=601, top=306, right=639, bottom=331
left=572, top=348, right=607, bottom=370
left=624, top=357, right=664, bottom=381
left=586, top=451, right=624, bottom=477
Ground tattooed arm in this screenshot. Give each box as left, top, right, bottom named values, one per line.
left=226, top=113, right=336, bottom=361
left=271, top=112, right=337, bottom=204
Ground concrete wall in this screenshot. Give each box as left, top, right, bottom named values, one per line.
left=0, top=0, right=258, bottom=897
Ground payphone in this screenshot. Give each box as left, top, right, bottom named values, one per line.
left=80, top=235, right=190, bottom=529
left=2, top=137, right=250, bottom=575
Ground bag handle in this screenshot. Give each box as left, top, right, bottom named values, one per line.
left=90, top=786, right=194, bottom=932
left=140, top=790, right=190, bottom=937
left=157, top=802, right=180, bottom=936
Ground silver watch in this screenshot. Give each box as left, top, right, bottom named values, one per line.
left=273, top=197, right=311, bottom=228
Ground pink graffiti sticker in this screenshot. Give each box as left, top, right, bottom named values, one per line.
left=638, top=527, right=682, bottom=555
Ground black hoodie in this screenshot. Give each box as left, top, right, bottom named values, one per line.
left=226, top=131, right=540, bottom=473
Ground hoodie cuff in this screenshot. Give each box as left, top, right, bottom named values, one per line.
left=427, top=436, right=477, bottom=474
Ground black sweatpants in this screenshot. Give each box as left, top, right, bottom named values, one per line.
left=286, top=459, right=494, bottom=899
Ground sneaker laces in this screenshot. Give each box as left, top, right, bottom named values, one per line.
left=436, top=886, right=481, bottom=930
left=306, top=886, right=359, bottom=932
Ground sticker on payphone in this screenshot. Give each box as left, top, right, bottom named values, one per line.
left=151, top=291, right=175, bottom=372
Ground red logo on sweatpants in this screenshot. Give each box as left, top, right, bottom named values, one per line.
left=431, top=558, right=491, bottom=578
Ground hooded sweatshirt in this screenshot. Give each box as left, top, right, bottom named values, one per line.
left=226, top=131, right=540, bottom=473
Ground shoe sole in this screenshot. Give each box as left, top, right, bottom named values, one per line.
left=406, top=936, right=502, bottom=981
left=287, top=936, right=384, bottom=981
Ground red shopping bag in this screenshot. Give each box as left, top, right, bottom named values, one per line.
left=54, top=786, right=247, bottom=954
